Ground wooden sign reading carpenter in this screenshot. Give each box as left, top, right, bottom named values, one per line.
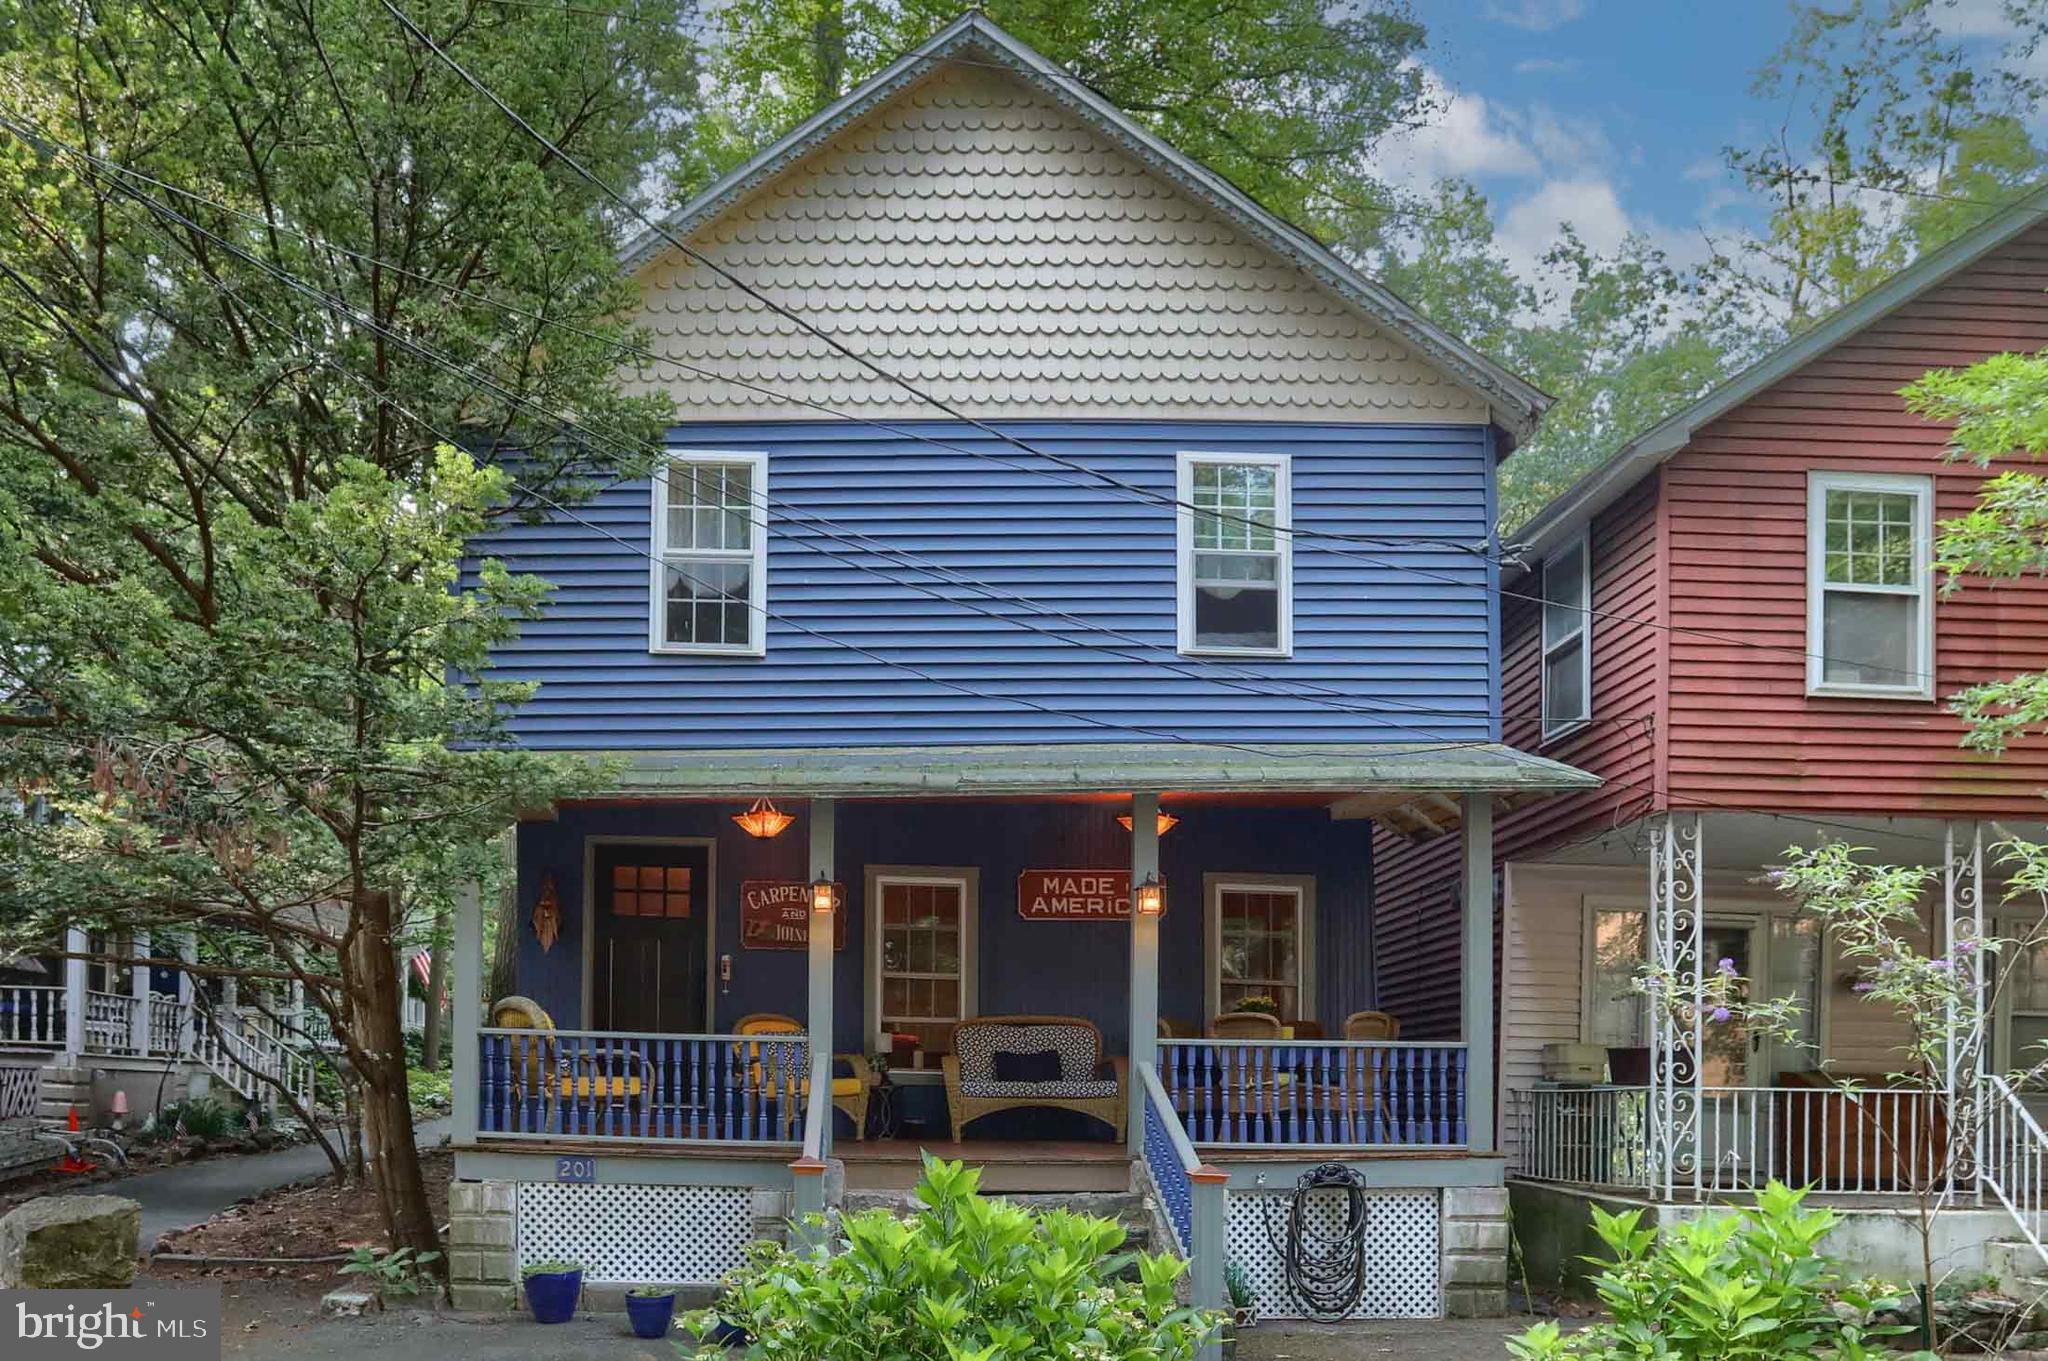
left=1018, top=869, right=1154, bottom=920
left=739, top=879, right=848, bottom=950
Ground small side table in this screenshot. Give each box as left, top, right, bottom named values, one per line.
left=865, top=1076, right=901, bottom=1140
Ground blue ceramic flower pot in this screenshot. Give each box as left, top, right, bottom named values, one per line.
left=522, top=1268, right=582, bottom=1324
left=624, top=1291, right=676, bottom=1339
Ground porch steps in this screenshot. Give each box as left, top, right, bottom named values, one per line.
left=839, top=1141, right=1132, bottom=1194
left=839, top=1188, right=1155, bottom=1253
left=1987, top=1239, right=2048, bottom=1300
left=33, top=1063, right=91, bottom=1123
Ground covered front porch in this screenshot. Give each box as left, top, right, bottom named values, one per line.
left=444, top=742, right=1594, bottom=1325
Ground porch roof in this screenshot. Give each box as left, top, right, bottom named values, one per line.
left=583, top=741, right=1597, bottom=804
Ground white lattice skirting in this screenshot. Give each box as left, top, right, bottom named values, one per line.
left=1227, top=1189, right=1441, bottom=1319
left=514, top=1182, right=754, bottom=1284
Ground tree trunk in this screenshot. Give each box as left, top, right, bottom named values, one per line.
left=345, top=887, right=439, bottom=1256
left=810, top=1, right=846, bottom=108
left=487, top=875, right=519, bottom=1011
left=422, top=903, right=451, bottom=1071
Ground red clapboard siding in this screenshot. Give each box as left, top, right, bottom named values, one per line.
left=1664, top=220, right=2048, bottom=815
left=1372, top=477, right=1665, bottom=1038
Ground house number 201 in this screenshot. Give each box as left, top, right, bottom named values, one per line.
left=555, top=1155, right=597, bottom=1183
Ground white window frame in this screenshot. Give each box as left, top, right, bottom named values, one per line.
left=648, top=450, right=769, bottom=657
left=1204, top=872, right=1317, bottom=1025
left=1540, top=533, right=1593, bottom=741
left=1176, top=451, right=1294, bottom=658
left=863, top=866, right=979, bottom=1063
left=1805, top=470, right=1934, bottom=700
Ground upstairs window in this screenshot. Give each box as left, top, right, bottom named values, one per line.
left=1806, top=472, right=1932, bottom=698
left=651, top=452, right=767, bottom=656
left=1177, top=453, right=1292, bottom=656
left=1541, top=534, right=1592, bottom=739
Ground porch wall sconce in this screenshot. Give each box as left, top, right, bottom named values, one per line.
left=1134, top=875, right=1166, bottom=918
left=733, top=798, right=796, bottom=839
left=810, top=878, right=839, bottom=915
left=1117, top=811, right=1180, bottom=836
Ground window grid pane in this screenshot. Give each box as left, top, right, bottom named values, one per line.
left=1823, top=489, right=1916, bottom=588
left=879, top=880, right=966, bottom=1057
left=1192, top=462, right=1278, bottom=552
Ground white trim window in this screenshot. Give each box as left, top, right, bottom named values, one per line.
left=650, top=451, right=768, bottom=655
left=1540, top=534, right=1592, bottom=739
left=1806, top=471, right=1933, bottom=698
left=867, top=870, right=978, bottom=1059
left=1177, top=452, right=1293, bottom=656
left=1206, top=874, right=1316, bottom=1024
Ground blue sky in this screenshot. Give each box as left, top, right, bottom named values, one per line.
left=1371, top=1, right=1805, bottom=279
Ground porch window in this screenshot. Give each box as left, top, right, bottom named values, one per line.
left=2007, top=936, right=2048, bottom=1078
left=874, top=874, right=974, bottom=1058
left=1541, top=534, right=1591, bottom=739
left=608, top=863, right=692, bottom=918
left=1806, top=471, right=1932, bottom=698
left=1585, top=906, right=1647, bottom=1050
left=651, top=451, right=767, bottom=656
left=1177, top=453, right=1292, bottom=656
left=1209, top=877, right=1314, bottom=1023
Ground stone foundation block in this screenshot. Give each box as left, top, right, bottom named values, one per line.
left=0, top=1194, right=141, bottom=1288
left=450, top=1282, right=518, bottom=1314
left=1445, top=1283, right=1510, bottom=1319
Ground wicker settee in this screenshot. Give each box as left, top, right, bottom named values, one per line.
left=942, top=1015, right=1126, bottom=1143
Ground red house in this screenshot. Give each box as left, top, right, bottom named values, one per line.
left=1372, top=185, right=2048, bottom=1283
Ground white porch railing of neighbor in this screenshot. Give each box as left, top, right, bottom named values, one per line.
left=193, top=1010, right=315, bottom=1108
left=84, top=990, right=139, bottom=1055
left=1516, top=1084, right=1952, bottom=1197
left=0, top=985, right=66, bottom=1047
left=1984, top=1076, right=2048, bottom=1262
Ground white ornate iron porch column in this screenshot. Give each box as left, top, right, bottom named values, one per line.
left=1461, top=793, right=1496, bottom=1152
left=1945, top=819, right=1986, bottom=1202
left=1127, top=791, right=1161, bottom=1157
left=808, top=797, right=837, bottom=1157
left=1647, top=811, right=1704, bottom=1201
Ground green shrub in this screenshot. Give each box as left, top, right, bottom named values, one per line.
left=338, top=1245, right=441, bottom=1299
left=406, top=1067, right=451, bottom=1110
left=1506, top=1182, right=1923, bottom=1361
left=149, top=1096, right=236, bottom=1141
left=680, top=1154, right=1218, bottom=1361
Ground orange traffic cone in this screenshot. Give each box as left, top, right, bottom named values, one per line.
left=55, top=1104, right=96, bottom=1174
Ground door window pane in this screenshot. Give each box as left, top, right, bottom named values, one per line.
left=1588, top=908, right=1647, bottom=1049
left=1218, top=887, right=1303, bottom=1021
left=877, top=879, right=967, bottom=1057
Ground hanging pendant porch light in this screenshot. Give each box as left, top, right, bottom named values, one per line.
left=1117, top=811, right=1180, bottom=836
left=733, top=798, right=796, bottom=839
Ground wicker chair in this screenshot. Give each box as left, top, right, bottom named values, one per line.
left=943, top=1015, right=1126, bottom=1143
left=490, top=994, right=648, bottom=1106
left=1343, top=1010, right=1402, bottom=1041
left=1208, top=1010, right=1285, bottom=1038
left=732, top=1013, right=876, bottom=1140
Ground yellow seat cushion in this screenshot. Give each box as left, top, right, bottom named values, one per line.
left=559, top=1076, right=642, bottom=1100
left=831, top=1076, right=862, bottom=1099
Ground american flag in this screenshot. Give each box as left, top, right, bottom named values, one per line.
left=410, top=950, right=432, bottom=988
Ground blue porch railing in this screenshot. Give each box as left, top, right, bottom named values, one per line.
left=478, top=1028, right=811, bottom=1145
left=1158, top=1039, right=1468, bottom=1149
left=1141, top=1064, right=1196, bottom=1253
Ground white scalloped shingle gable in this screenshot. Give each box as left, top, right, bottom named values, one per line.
left=625, top=59, right=1497, bottom=423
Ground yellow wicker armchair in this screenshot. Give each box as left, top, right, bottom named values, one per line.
left=732, top=1013, right=876, bottom=1140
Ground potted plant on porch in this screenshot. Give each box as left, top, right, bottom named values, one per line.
left=625, top=1284, right=678, bottom=1338
left=520, top=1259, right=584, bottom=1324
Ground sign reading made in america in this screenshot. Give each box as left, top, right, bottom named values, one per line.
left=1018, top=869, right=1145, bottom=920
left=739, top=880, right=847, bottom=950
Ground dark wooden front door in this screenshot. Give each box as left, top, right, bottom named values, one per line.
left=592, top=842, right=709, bottom=1033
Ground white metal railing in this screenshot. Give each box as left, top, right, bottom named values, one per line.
left=0, top=985, right=66, bottom=1048
left=193, top=1010, right=314, bottom=1109
left=1984, top=1076, right=2048, bottom=1263
left=1516, top=1083, right=1950, bottom=1198
left=83, top=990, right=138, bottom=1056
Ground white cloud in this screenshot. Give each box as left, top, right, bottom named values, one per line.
left=1524, top=106, right=1611, bottom=168
left=1484, top=0, right=1587, bottom=32
left=1495, top=178, right=1635, bottom=282
left=1370, top=67, right=1542, bottom=194
left=1513, top=56, right=1582, bottom=76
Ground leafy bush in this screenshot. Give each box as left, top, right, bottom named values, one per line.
left=406, top=1067, right=451, bottom=1110
left=1507, top=1182, right=1922, bottom=1361
left=148, top=1096, right=236, bottom=1141
left=680, top=1155, right=1218, bottom=1361
left=338, top=1245, right=442, bottom=1299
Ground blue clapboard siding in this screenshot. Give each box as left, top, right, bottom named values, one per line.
left=475, top=420, right=1500, bottom=749
left=513, top=801, right=1374, bottom=1058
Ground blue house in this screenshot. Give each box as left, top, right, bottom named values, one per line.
left=442, top=14, right=1595, bottom=1331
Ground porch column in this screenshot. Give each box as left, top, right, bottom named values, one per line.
left=1461, top=795, right=1496, bottom=1154
left=1945, top=819, right=1986, bottom=1201
left=61, top=925, right=87, bottom=1063
left=1127, top=791, right=1161, bottom=1157
left=451, top=879, right=483, bottom=1145
left=808, top=798, right=836, bottom=1156
left=130, top=929, right=152, bottom=1055
left=1646, top=811, right=1705, bottom=1200
left=176, top=932, right=196, bottom=1054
